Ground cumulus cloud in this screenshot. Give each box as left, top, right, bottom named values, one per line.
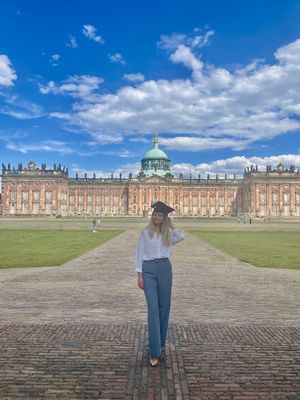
left=275, top=39, right=300, bottom=64
left=170, top=45, right=203, bottom=80
left=172, top=154, right=300, bottom=178
left=82, top=24, right=104, bottom=44
left=43, top=36, right=300, bottom=149
left=123, top=73, right=145, bottom=82
left=39, top=75, right=104, bottom=99
left=0, top=55, right=17, bottom=87
left=109, top=53, right=126, bottom=65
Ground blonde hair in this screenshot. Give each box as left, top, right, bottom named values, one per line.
left=146, top=214, right=171, bottom=247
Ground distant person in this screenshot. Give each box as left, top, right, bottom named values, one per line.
left=135, top=201, right=184, bottom=367
left=92, top=218, right=97, bottom=233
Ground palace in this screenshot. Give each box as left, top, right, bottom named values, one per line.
left=1, top=134, right=300, bottom=217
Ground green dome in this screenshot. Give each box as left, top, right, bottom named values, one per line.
left=138, top=132, right=173, bottom=178
left=143, top=147, right=168, bottom=160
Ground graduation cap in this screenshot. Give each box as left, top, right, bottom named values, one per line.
left=151, top=201, right=175, bottom=215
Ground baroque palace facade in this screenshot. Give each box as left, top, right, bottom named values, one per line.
left=1, top=134, right=300, bottom=218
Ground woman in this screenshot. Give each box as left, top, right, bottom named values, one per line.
left=135, top=201, right=184, bottom=367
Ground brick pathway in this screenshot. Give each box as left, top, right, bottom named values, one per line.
left=0, top=226, right=300, bottom=399
left=0, top=323, right=299, bottom=399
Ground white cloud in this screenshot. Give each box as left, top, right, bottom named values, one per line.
left=66, top=34, right=78, bottom=48
left=275, top=39, right=300, bottom=64
left=158, top=28, right=214, bottom=51
left=82, top=24, right=104, bottom=44
left=0, top=95, right=44, bottom=119
left=159, top=136, right=250, bottom=151
left=158, top=33, right=187, bottom=50
left=129, top=136, right=149, bottom=143
left=75, top=142, right=136, bottom=157
left=46, top=37, right=300, bottom=149
left=0, top=55, right=17, bottom=87
left=186, top=30, right=215, bottom=48
left=109, top=53, right=126, bottom=65
left=123, top=73, right=145, bottom=82
left=170, top=45, right=203, bottom=80
left=71, top=161, right=140, bottom=178
left=39, top=75, right=104, bottom=99
left=50, top=54, right=60, bottom=66
left=172, top=154, right=300, bottom=178
left=6, top=140, right=74, bottom=155
left=51, top=54, right=60, bottom=61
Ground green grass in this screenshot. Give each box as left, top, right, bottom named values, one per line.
left=0, top=229, right=123, bottom=268
left=189, top=230, right=300, bottom=270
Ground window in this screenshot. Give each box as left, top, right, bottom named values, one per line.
left=260, top=192, right=265, bottom=203
left=272, top=192, right=278, bottom=203
left=284, top=192, right=289, bottom=203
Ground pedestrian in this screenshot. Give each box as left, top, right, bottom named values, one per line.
left=92, top=218, right=97, bottom=233
left=135, top=201, right=184, bottom=367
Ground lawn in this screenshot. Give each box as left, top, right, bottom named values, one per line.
left=189, top=230, right=300, bottom=270
left=0, top=229, right=123, bottom=268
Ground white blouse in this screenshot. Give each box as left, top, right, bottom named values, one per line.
left=135, top=228, right=184, bottom=272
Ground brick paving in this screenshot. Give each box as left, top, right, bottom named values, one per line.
left=0, top=224, right=300, bottom=399
left=0, top=323, right=299, bottom=399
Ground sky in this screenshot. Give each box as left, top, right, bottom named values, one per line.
left=1, top=0, right=300, bottom=179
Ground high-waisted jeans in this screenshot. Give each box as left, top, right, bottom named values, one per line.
left=142, top=257, right=172, bottom=357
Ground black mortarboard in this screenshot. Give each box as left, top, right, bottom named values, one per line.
left=151, top=201, right=175, bottom=215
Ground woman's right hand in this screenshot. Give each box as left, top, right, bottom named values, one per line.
left=138, top=273, right=144, bottom=290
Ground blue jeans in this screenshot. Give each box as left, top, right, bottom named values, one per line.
left=142, top=258, right=172, bottom=357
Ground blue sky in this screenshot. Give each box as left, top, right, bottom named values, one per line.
left=1, top=0, right=300, bottom=178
